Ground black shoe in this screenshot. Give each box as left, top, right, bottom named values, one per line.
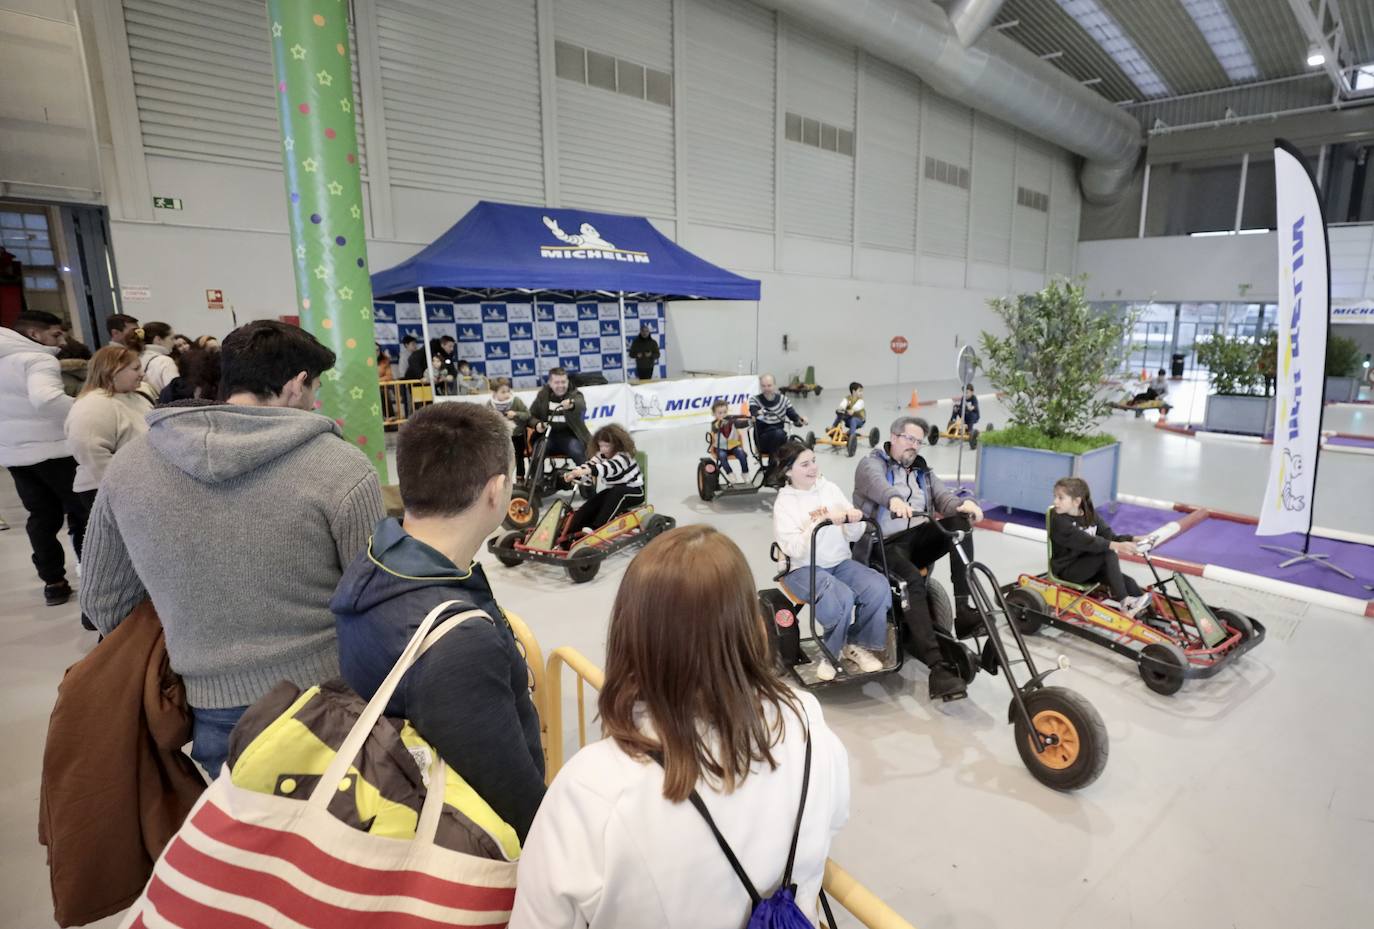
left=44, top=580, right=73, bottom=606
left=928, top=662, right=967, bottom=700
left=80, top=613, right=96, bottom=632
left=954, top=601, right=984, bottom=638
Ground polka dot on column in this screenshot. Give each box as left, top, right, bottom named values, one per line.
left=322, top=319, right=334, bottom=329
left=336, top=43, right=346, bottom=56
left=278, top=81, right=287, bottom=94
left=346, top=153, right=356, bottom=165
left=335, top=418, right=345, bottom=428
left=299, top=103, right=310, bottom=115
left=290, top=192, right=300, bottom=203
left=302, top=298, right=311, bottom=310
left=357, top=435, right=368, bottom=446
left=314, top=400, right=323, bottom=410
left=313, top=14, right=326, bottom=26
left=335, top=235, right=346, bottom=246
left=346, top=338, right=357, bottom=349
left=366, top=356, right=375, bottom=367
left=310, top=213, right=322, bottom=224
left=325, top=128, right=336, bottom=140
left=356, top=258, right=365, bottom=268
left=377, top=451, right=385, bottom=462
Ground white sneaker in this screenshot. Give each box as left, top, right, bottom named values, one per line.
left=842, top=644, right=885, bottom=674
left=1123, top=593, right=1151, bottom=617
left=814, top=658, right=837, bottom=682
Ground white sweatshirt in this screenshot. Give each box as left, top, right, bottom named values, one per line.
left=773, top=476, right=866, bottom=569
left=0, top=328, right=72, bottom=467
left=510, top=691, right=848, bottom=929
left=64, top=390, right=151, bottom=492
left=141, top=344, right=178, bottom=393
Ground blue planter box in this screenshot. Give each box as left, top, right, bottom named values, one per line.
left=975, top=441, right=1121, bottom=514
left=1203, top=394, right=1274, bottom=436
left=1325, top=376, right=1359, bottom=404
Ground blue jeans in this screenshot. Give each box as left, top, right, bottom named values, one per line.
left=715, top=446, right=748, bottom=473
left=191, top=705, right=249, bottom=778
left=545, top=432, right=586, bottom=464
left=784, top=560, right=890, bottom=658
left=832, top=414, right=864, bottom=432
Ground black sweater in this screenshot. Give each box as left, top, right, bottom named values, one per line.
left=1048, top=511, right=1132, bottom=577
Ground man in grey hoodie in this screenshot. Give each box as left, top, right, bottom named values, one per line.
left=80, top=320, right=384, bottom=775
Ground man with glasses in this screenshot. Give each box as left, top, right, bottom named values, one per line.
left=853, top=416, right=984, bottom=701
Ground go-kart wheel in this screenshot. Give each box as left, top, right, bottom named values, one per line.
left=1213, top=607, right=1255, bottom=643
left=1013, top=686, right=1109, bottom=791
left=968, top=429, right=979, bottom=450
left=644, top=514, right=672, bottom=539
left=696, top=460, right=717, bottom=502
left=846, top=431, right=859, bottom=457
left=503, top=491, right=538, bottom=531
left=868, top=427, right=880, bottom=448
left=565, top=550, right=601, bottom=584
left=493, top=531, right=524, bottom=569
left=1004, top=587, right=1047, bottom=635
left=814, top=386, right=823, bottom=397
left=804, top=431, right=816, bottom=449
left=1138, top=641, right=1188, bottom=695
left=927, top=426, right=940, bottom=445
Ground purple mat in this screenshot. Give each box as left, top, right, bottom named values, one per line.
left=1155, top=518, right=1374, bottom=600
left=985, top=501, right=1179, bottom=540
left=1327, top=435, right=1374, bottom=449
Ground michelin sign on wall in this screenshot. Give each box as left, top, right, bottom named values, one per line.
left=373, top=299, right=667, bottom=387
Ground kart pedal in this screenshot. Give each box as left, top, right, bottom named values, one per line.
left=940, top=690, right=969, bottom=703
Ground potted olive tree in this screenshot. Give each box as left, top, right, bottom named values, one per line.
left=1198, top=333, right=1270, bottom=435
left=1324, top=335, right=1364, bottom=403
left=975, top=278, right=1131, bottom=512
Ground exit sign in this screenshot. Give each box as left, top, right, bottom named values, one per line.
left=153, top=196, right=183, bottom=210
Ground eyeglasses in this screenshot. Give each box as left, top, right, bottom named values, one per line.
left=893, top=432, right=923, bottom=445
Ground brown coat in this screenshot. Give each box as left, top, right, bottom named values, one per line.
left=38, top=602, right=206, bottom=926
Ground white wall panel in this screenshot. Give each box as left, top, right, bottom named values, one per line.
left=1048, top=152, right=1079, bottom=275
left=856, top=56, right=919, bottom=251
left=781, top=22, right=853, bottom=241
left=1012, top=136, right=1051, bottom=272
left=556, top=82, right=676, bottom=218
left=783, top=23, right=854, bottom=128
left=377, top=0, right=542, bottom=202
left=969, top=114, right=1014, bottom=266
left=681, top=0, right=774, bottom=231
left=553, top=0, right=671, bottom=69
left=918, top=93, right=970, bottom=259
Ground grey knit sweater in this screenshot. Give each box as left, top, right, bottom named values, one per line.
left=80, top=404, right=384, bottom=709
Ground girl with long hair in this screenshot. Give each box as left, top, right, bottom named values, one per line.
left=1049, top=476, right=1149, bottom=614
left=64, top=345, right=150, bottom=508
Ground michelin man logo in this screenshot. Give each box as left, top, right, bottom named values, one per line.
left=633, top=392, right=664, bottom=418
left=1280, top=449, right=1306, bottom=512
left=543, top=216, right=616, bottom=250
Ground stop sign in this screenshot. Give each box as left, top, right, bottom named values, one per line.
left=890, top=336, right=909, bottom=355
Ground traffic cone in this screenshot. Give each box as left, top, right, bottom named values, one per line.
left=907, top=389, right=920, bottom=409
left=739, top=400, right=749, bottom=416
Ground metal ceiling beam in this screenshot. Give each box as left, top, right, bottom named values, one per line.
left=1284, top=0, right=1353, bottom=96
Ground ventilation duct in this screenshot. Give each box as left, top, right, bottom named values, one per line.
left=754, top=0, right=1144, bottom=203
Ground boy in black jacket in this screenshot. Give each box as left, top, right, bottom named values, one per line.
left=330, top=403, right=545, bottom=839
left=1049, top=477, right=1150, bottom=615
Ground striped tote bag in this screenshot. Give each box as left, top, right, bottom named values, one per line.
left=119, top=601, right=518, bottom=928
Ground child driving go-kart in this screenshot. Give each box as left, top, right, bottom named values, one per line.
left=1048, top=477, right=1150, bottom=616
left=559, top=425, right=645, bottom=546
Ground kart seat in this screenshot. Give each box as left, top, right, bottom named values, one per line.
left=1044, top=508, right=1098, bottom=592
left=769, top=542, right=806, bottom=606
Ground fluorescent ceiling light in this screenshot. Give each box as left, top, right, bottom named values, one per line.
left=1178, top=0, right=1259, bottom=82
left=1191, top=230, right=1234, bottom=237
left=1307, top=45, right=1326, bottom=67
left=1237, top=228, right=1269, bottom=235
left=1355, top=64, right=1374, bottom=90
left=1055, top=0, right=1171, bottom=97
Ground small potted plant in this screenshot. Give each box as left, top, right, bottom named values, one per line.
left=1325, top=335, right=1363, bottom=403
left=975, top=278, right=1131, bottom=512
left=1200, top=333, right=1270, bottom=435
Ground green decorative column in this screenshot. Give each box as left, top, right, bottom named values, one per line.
left=268, top=0, right=387, bottom=478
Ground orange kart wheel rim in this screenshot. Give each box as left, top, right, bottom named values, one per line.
left=508, top=498, right=533, bottom=523
left=1027, top=709, right=1080, bottom=770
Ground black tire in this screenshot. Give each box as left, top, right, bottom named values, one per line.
left=1214, top=607, right=1255, bottom=643
left=566, top=550, right=601, bottom=584
left=1138, top=641, right=1188, bottom=695
left=968, top=429, right=979, bottom=450
left=814, top=386, right=823, bottom=397
left=868, top=427, right=880, bottom=448
left=503, top=490, right=538, bottom=531
left=927, top=427, right=940, bottom=445
left=1013, top=686, right=1109, bottom=791
left=986, top=423, right=994, bottom=432
left=846, top=432, right=858, bottom=457
left=494, top=531, right=524, bottom=569
left=696, top=460, right=717, bottom=502
left=644, top=513, right=672, bottom=539
left=804, top=431, right=816, bottom=449
left=1004, top=586, right=1047, bottom=635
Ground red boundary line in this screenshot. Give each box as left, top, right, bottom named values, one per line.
left=1154, top=421, right=1196, bottom=436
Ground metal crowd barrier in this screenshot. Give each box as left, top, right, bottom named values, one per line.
left=542, top=645, right=918, bottom=929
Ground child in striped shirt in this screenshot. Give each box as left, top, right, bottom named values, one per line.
left=561, top=424, right=645, bottom=541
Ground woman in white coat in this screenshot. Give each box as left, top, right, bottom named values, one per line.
left=511, top=524, right=850, bottom=929
left=64, top=345, right=150, bottom=511
left=132, top=321, right=178, bottom=394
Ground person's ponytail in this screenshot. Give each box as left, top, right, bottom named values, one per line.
left=124, top=326, right=146, bottom=354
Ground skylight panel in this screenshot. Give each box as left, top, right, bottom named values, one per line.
left=1179, top=0, right=1260, bottom=82
left=1055, top=0, right=1171, bottom=98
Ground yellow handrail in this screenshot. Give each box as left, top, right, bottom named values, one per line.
left=542, top=646, right=917, bottom=929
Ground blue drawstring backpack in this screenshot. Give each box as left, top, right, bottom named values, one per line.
left=658, top=726, right=835, bottom=928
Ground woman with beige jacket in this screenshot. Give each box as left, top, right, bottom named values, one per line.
left=64, top=345, right=151, bottom=510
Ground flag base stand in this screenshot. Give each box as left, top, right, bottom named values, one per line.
left=1258, top=544, right=1356, bottom=580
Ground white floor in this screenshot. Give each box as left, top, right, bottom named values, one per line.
left=2, top=381, right=1371, bottom=929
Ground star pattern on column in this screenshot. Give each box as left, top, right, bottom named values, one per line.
left=313, top=264, right=327, bottom=280
left=327, top=180, right=344, bottom=196
left=370, top=403, right=380, bottom=417
left=338, top=285, right=354, bottom=301
left=295, top=244, right=306, bottom=260
left=284, top=137, right=294, bottom=151
left=290, top=43, right=306, bottom=60
left=349, top=204, right=361, bottom=219
left=340, top=97, right=352, bottom=113
left=324, top=369, right=342, bottom=382
left=359, top=307, right=371, bottom=320
left=316, top=70, right=333, bottom=87
left=271, top=22, right=282, bottom=37
left=349, top=386, right=365, bottom=401
left=303, top=157, right=318, bottom=173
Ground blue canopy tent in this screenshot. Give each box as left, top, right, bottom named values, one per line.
left=371, top=200, right=762, bottom=381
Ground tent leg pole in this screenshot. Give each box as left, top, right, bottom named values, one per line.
left=418, top=286, right=433, bottom=390
left=619, top=291, right=627, bottom=384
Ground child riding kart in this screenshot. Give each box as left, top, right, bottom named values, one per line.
left=928, top=386, right=991, bottom=448
left=811, top=382, right=881, bottom=457
left=696, top=384, right=809, bottom=502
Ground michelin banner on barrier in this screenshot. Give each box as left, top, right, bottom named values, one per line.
left=1258, top=142, right=1329, bottom=537
left=435, top=375, right=757, bottom=433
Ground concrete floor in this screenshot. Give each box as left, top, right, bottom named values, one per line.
left=2, top=380, right=1371, bottom=929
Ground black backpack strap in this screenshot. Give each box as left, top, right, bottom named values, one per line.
left=780, top=721, right=813, bottom=890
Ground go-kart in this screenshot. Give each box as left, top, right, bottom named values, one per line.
left=757, top=517, right=904, bottom=687
left=811, top=420, right=882, bottom=458
left=927, top=417, right=992, bottom=449
left=780, top=364, right=822, bottom=398
left=696, top=418, right=805, bottom=502
left=490, top=455, right=674, bottom=583
left=1108, top=395, right=1172, bottom=419
left=504, top=423, right=583, bottom=530
left=1002, top=512, right=1265, bottom=695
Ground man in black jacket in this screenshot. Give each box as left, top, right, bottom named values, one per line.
left=628, top=324, right=660, bottom=381
left=330, top=402, right=545, bottom=839
left=529, top=367, right=590, bottom=463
